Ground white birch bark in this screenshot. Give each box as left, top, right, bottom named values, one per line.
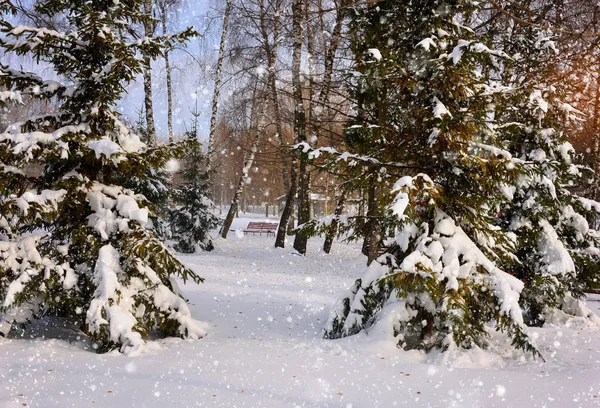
left=207, top=0, right=232, bottom=176
left=159, top=1, right=174, bottom=142
left=143, top=0, right=156, bottom=146
left=220, top=87, right=268, bottom=239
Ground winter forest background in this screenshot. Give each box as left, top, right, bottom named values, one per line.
left=3, top=0, right=600, bottom=407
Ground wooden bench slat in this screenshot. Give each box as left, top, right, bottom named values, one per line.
left=242, top=222, right=278, bottom=236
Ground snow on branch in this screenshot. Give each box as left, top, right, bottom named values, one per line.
left=86, top=183, right=148, bottom=241
left=297, top=143, right=424, bottom=170
left=0, top=123, right=89, bottom=161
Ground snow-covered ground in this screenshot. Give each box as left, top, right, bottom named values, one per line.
left=2, top=215, right=600, bottom=407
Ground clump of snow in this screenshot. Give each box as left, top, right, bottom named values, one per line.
left=544, top=294, right=600, bottom=328
left=538, top=220, right=575, bottom=276
left=557, top=142, right=574, bottom=164
left=86, top=183, right=148, bottom=240
left=367, top=48, right=382, bottom=61
left=0, top=90, right=24, bottom=104
left=432, top=97, right=452, bottom=119
left=88, top=137, right=124, bottom=162
left=390, top=176, right=413, bottom=219
left=13, top=189, right=66, bottom=216
left=416, top=37, right=437, bottom=51
left=449, top=39, right=471, bottom=64
left=529, top=90, right=549, bottom=114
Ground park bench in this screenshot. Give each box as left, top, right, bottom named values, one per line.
left=242, top=222, right=278, bottom=236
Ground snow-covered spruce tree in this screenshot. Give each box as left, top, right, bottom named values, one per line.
left=0, top=0, right=208, bottom=354
left=322, top=0, right=539, bottom=356
left=169, top=109, right=220, bottom=253
left=119, top=110, right=172, bottom=242
left=493, top=24, right=600, bottom=326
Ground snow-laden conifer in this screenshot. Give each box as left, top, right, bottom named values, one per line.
left=322, top=0, right=539, bottom=356
left=0, top=0, right=207, bottom=354
left=170, top=109, right=220, bottom=253
left=494, top=25, right=600, bottom=326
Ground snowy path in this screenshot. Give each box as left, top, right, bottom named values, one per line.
left=2, top=222, right=600, bottom=407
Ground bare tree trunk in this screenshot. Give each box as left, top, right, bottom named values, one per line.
left=317, top=0, right=347, bottom=110
left=275, top=162, right=297, bottom=248
left=207, top=0, right=232, bottom=178
left=143, top=0, right=156, bottom=145
left=362, top=181, right=382, bottom=265
left=260, top=0, right=288, bottom=193
left=365, top=183, right=381, bottom=265
left=362, top=73, right=387, bottom=263
left=290, top=0, right=310, bottom=254
left=591, top=6, right=600, bottom=201
left=295, top=0, right=323, bottom=253
left=323, top=187, right=347, bottom=254
left=275, top=0, right=306, bottom=250
left=305, top=1, right=316, bottom=142
left=159, top=2, right=174, bottom=142
left=221, top=88, right=266, bottom=239
left=296, top=0, right=347, bottom=252
left=591, top=83, right=600, bottom=200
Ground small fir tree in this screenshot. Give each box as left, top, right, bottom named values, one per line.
left=0, top=0, right=207, bottom=354
left=321, top=0, right=539, bottom=356
left=170, top=108, right=220, bottom=253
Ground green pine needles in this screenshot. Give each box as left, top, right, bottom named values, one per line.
left=0, top=0, right=207, bottom=354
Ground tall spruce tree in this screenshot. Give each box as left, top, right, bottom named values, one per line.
left=170, top=108, right=220, bottom=253
left=0, top=0, right=207, bottom=354
left=321, top=0, right=539, bottom=356
left=493, top=23, right=600, bottom=325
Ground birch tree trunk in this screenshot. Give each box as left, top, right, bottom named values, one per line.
left=291, top=0, right=310, bottom=255
left=317, top=0, right=347, bottom=110
left=207, top=0, right=232, bottom=178
left=143, top=0, right=156, bottom=146
left=159, top=1, right=174, bottom=142
left=260, top=0, right=288, bottom=193
left=220, top=88, right=267, bottom=239
left=305, top=2, right=316, bottom=142
left=275, top=0, right=305, bottom=249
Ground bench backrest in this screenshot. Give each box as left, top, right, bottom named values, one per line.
left=246, top=222, right=278, bottom=230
